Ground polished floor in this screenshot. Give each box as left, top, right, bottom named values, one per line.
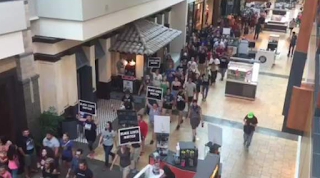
left=89, top=3, right=305, bottom=178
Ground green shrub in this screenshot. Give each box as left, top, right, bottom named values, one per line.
left=39, top=107, right=64, bottom=139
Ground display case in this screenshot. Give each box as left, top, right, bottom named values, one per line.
left=225, top=62, right=260, bottom=100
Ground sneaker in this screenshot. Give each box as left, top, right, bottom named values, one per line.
left=176, top=125, right=180, bottom=130
left=150, top=140, right=154, bottom=145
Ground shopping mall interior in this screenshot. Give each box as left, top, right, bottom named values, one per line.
left=0, top=0, right=318, bottom=178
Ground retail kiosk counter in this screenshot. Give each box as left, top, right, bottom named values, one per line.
left=148, top=151, right=220, bottom=178
left=225, top=62, right=260, bottom=100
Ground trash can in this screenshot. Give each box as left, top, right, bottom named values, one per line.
left=61, top=118, right=78, bottom=139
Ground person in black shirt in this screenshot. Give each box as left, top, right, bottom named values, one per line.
left=254, top=23, right=262, bottom=40
left=243, top=112, right=258, bottom=148
left=74, top=159, right=93, bottom=178
left=198, top=48, right=207, bottom=75
left=122, top=90, right=134, bottom=110
left=17, top=128, right=37, bottom=178
left=219, top=56, right=229, bottom=81
left=288, top=32, right=297, bottom=57
left=78, top=115, right=97, bottom=158
left=42, top=158, right=59, bottom=178
left=110, top=145, right=131, bottom=178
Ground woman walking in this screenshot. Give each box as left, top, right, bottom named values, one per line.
left=60, top=133, right=73, bottom=167
left=110, top=145, right=131, bottom=178
left=7, top=145, right=19, bottom=178
left=99, top=121, right=116, bottom=169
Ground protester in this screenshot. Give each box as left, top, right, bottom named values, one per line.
left=288, top=32, right=297, bottom=57
left=42, top=132, right=60, bottom=164
left=138, top=75, right=151, bottom=96
left=74, top=159, right=93, bottom=178
left=219, top=55, right=229, bottom=81
left=243, top=112, right=258, bottom=148
left=138, top=114, right=148, bottom=155
left=201, top=70, right=211, bottom=101
left=42, top=158, right=59, bottom=178
left=7, top=145, right=19, bottom=178
left=171, top=77, right=182, bottom=99
left=130, top=143, right=141, bottom=173
left=122, top=90, right=135, bottom=110
left=60, top=133, right=73, bottom=167
left=66, top=149, right=83, bottom=178
left=184, top=78, right=196, bottom=112
left=188, top=100, right=203, bottom=142
left=162, top=88, right=174, bottom=118
left=152, top=69, right=162, bottom=87
left=39, top=147, right=54, bottom=170
left=99, top=121, right=116, bottom=169
left=146, top=100, right=161, bottom=145
left=160, top=76, right=169, bottom=96
left=77, top=115, right=97, bottom=158
left=209, top=55, right=220, bottom=85
left=176, top=88, right=186, bottom=130
left=110, top=145, right=131, bottom=178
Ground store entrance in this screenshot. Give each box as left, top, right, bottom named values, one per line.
left=77, top=65, right=94, bottom=102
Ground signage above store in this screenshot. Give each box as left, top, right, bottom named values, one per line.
left=118, top=126, right=141, bottom=146
left=79, top=100, right=97, bottom=116
left=148, top=57, right=161, bottom=68
left=147, top=86, right=163, bottom=101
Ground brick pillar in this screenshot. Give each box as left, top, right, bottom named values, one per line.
left=15, top=0, right=41, bottom=138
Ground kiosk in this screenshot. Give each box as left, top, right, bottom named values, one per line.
left=225, top=62, right=260, bottom=100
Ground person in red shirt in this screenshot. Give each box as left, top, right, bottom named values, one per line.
left=138, top=114, right=148, bottom=155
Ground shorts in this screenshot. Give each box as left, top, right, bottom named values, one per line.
left=61, top=155, right=73, bottom=162
left=120, top=165, right=130, bottom=177
left=198, top=63, right=206, bottom=72
left=177, top=103, right=186, bottom=111
left=24, top=150, right=37, bottom=167
left=289, top=27, right=294, bottom=30
left=190, top=118, right=200, bottom=129
left=188, top=96, right=194, bottom=103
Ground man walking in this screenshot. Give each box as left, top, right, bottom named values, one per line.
left=288, top=32, right=297, bottom=57
left=243, top=112, right=258, bottom=148
left=254, top=23, right=262, bottom=40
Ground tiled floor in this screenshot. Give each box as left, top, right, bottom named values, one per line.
left=88, top=3, right=303, bottom=178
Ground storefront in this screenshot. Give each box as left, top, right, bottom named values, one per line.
left=109, top=19, right=181, bottom=94
left=187, top=0, right=218, bottom=41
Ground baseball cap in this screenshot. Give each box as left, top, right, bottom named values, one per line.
left=247, top=112, right=254, bottom=119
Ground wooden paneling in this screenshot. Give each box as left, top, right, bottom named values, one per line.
left=287, top=86, right=313, bottom=131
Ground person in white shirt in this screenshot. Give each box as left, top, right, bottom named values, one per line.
left=289, top=19, right=296, bottom=36
left=209, top=55, right=220, bottom=85
left=42, top=133, right=60, bottom=158
left=152, top=69, right=162, bottom=87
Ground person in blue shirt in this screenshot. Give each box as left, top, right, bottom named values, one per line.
left=60, top=133, right=73, bottom=166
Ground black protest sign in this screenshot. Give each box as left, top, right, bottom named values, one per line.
left=79, top=100, right=96, bottom=116
left=147, top=86, right=163, bottom=101
left=118, top=126, right=141, bottom=146
left=117, top=110, right=138, bottom=126
left=148, top=57, right=161, bottom=68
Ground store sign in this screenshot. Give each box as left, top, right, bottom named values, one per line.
left=79, top=100, right=96, bottom=116
left=118, top=126, right=141, bottom=146
left=148, top=57, right=161, bottom=68
left=147, top=86, right=163, bottom=101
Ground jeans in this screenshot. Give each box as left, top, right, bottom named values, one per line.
left=10, top=169, right=18, bottom=178
left=243, top=131, right=254, bottom=148
left=220, top=68, right=227, bottom=80
left=202, top=84, right=209, bottom=99
left=211, top=70, right=218, bottom=84
left=103, top=145, right=115, bottom=166
left=288, top=45, right=295, bottom=56
left=88, top=140, right=94, bottom=151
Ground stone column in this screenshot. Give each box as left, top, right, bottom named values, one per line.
left=83, top=45, right=96, bottom=92
left=282, top=0, right=318, bottom=134
left=170, top=0, right=188, bottom=54
left=15, top=0, right=41, bottom=138
left=157, top=13, right=164, bottom=25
